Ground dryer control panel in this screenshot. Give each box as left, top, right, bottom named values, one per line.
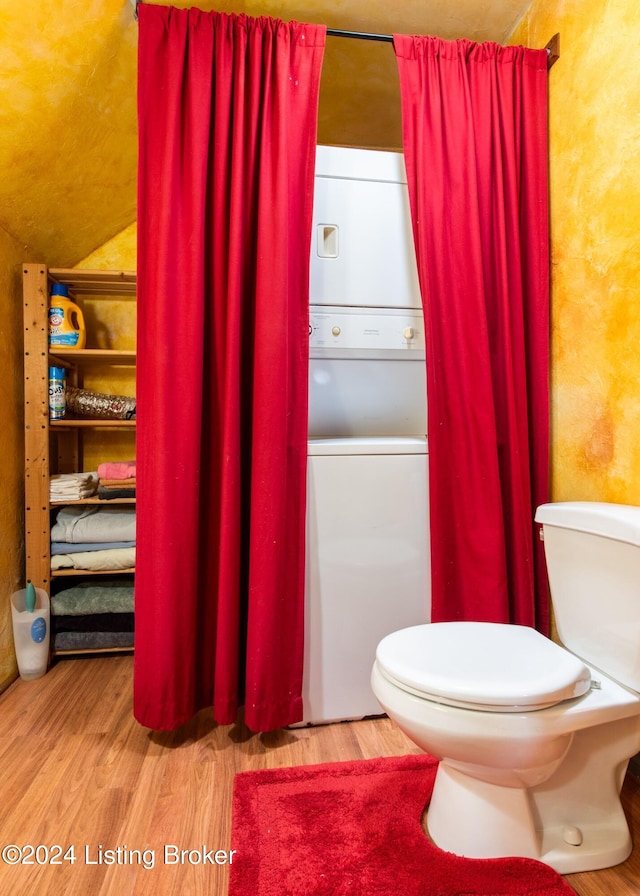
left=308, top=305, right=427, bottom=436
left=309, top=305, right=425, bottom=357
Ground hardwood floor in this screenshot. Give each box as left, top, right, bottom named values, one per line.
left=0, top=656, right=639, bottom=895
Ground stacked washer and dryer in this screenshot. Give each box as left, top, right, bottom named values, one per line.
left=300, top=145, right=431, bottom=725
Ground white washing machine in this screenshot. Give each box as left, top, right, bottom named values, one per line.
left=299, top=306, right=430, bottom=725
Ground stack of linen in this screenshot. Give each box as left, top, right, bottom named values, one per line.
left=50, top=472, right=97, bottom=503
left=50, top=505, right=135, bottom=572
left=97, top=460, right=136, bottom=500
left=50, top=579, right=135, bottom=652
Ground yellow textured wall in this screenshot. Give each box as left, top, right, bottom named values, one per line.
left=0, top=0, right=138, bottom=266
left=79, top=224, right=137, bottom=272
left=77, top=223, right=137, bottom=357
left=510, top=1, right=640, bottom=502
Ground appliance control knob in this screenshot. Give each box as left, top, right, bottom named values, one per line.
left=403, top=326, right=415, bottom=340
left=332, top=326, right=341, bottom=336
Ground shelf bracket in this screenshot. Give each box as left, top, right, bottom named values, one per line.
left=545, top=33, right=560, bottom=69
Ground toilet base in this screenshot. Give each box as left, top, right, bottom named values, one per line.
left=425, top=761, right=633, bottom=874
left=426, top=763, right=540, bottom=860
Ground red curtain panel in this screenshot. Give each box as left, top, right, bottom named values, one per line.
left=394, top=36, right=550, bottom=631
left=135, top=4, right=325, bottom=731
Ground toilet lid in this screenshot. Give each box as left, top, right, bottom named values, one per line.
left=376, top=622, right=592, bottom=712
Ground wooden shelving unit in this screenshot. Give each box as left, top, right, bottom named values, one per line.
left=23, top=263, right=137, bottom=657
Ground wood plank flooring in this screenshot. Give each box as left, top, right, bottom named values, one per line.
left=0, top=656, right=639, bottom=896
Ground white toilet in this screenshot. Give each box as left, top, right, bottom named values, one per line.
left=371, top=502, right=640, bottom=874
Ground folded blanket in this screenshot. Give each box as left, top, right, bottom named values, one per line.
left=51, top=547, right=135, bottom=571
left=53, top=630, right=134, bottom=651
left=51, top=506, right=136, bottom=543
left=97, top=461, right=136, bottom=480
left=51, top=541, right=135, bottom=556
left=52, top=610, right=134, bottom=650
left=51, top=582, right=135, bottom=616
left=53, top=632, right=133, bottom=652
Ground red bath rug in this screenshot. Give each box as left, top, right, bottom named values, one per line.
left=229, top=753, right=575, bottom=895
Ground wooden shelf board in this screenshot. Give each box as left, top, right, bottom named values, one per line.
left=50, top=418, right=136, bottom=428
left=51, top=497, right=136, bottom=506
left=51, top=567, right=135, bottom=577
left=49, top=268, right=136, bottom=296
left=49, top=349, right=136, bottom=366
left=51, top=646, right=134, bottom=657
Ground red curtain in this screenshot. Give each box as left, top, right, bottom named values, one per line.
left=135, top=5, right=325, bottom=731
left=394, top=36, right=550, bottom=631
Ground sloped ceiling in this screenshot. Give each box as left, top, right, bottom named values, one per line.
left=0, top=0, right=534, bottom=266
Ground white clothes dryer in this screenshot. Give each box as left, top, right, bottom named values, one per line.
left=309, top=145, right=422, bottom=310
left=308, top=305, right=427, bottom=437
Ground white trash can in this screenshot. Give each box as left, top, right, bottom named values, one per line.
left=11, top=587, right=50, bottom=680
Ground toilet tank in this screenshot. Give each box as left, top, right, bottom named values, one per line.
left=535, top=502, right=640, bottom=693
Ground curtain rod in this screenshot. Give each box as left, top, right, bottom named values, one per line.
left=327, top=28, right=560, bottom=68
left=129, top=3, right=558, bottom=67
left=327, top=28, right=393, bottom=43
left=326, top=28, right=560, bottom=68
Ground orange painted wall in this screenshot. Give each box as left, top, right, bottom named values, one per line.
left=510, top=1, right=640, bottom=502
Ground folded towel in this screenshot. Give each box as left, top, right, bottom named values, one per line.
left=50, top=472, right=97, bottom=502
left=51, top=506, right=136, bottom=543
left=97, top=487, right=136, bottom=501
left=52, top=613, right=134, bottom=651
left=51, top=582, right=135, bottom=616
left=99, top=477, right=136, bottom=487
left=53, top=630, right=134, bottom=651
left=51, top=547, right=135, bottom=571
left=51, top=541, right=135, bottom=556
left=97, top=461, right=136, bottom=480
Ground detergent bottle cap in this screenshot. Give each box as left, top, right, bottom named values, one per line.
left=51, top=283, right=69, bottom=297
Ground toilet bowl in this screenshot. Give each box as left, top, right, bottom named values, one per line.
left=371, top=502, right=640, bottom=874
